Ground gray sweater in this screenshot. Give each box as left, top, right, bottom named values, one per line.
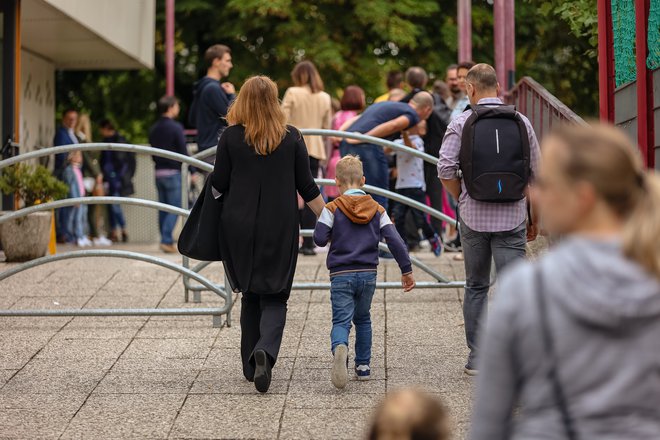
left=470, top=237, right=660, bottom=440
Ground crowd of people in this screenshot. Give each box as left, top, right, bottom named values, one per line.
left=50, top=43, right=660, bottom=439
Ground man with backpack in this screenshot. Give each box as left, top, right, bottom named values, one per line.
left=437, top=64, right=540, bottom=376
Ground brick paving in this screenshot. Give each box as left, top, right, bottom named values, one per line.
left=0, top=244, right=473, bottom=439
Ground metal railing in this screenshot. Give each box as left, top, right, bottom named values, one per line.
left=0, top=131, right=465, bottom=327
left=507, top=76, right=587, bottom=139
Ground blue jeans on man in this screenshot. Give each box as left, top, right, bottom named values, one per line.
left=155, top=172, right=182, bottom=245
left=330, top=271, right=377, bottom=366
left=460, top=221, right=527, bottom=369
left=340, top=141, right=389, bottom=210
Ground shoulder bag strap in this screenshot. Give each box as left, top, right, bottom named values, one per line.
left=535, top=270, right=578, bottom=440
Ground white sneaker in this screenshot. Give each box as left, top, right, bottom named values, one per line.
left=93, top=236, right=113, bottom=246
left=76, top=237, right=92, bottom=247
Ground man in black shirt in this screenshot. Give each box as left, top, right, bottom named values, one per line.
left=149, top=95, right=188, bottom=253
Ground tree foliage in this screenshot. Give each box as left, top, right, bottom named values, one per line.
left=56, top=0, right=598, bottom=143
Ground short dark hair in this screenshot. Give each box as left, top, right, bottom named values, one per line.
left=446, top=63, right=458, bottom=72
left=157, top=95, right=178, bottom=115
left=62, top=108, right=77, bottom=119
left=458, top=61, right=476, bottom=72
left=340, top=85, right=365, bottom=111
left=204, top=44, right=231, bottom=69
left=466, top=63, right=499, bottom=91
left=405, top=67, right=428, bottom=89
left=98, top=119, right=115, bottom=130
left=386, top=71, right=403, bottom=90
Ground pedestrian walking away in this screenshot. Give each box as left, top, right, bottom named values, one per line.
left=437, top=63, right=541, bottom=375
left=211, top=76, right=325, bottom=393
left=470, top=122, right=660, bottom=440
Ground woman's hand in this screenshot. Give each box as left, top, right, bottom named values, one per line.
left=307, top=195, right=326, bottom=217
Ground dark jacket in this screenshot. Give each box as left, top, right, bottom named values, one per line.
left=101, top=132, right=135, bottom=196
left=313, top=192, right=412, bottom=276
left=211, top=125, right=320, bottom=294
left=148, top=116, right=188, bottom=170
left=53, top=126, right=79, bottom=171
left=189, top=77, right=236, bottom=151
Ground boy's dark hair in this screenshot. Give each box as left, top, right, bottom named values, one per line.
left=405, top=67, right=428, bottom=89
left=386, top=71, right=403, bottom=90
left=204, top=44, right=231, bottom=69
left=458, top=60, right=476, bottom=72
left=157, top=95, right=178, bottom=115
left=62, top=108, right=77, bottom=119
left=98, top=119, right=115, bottom=130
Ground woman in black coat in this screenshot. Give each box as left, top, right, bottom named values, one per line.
left=211, top=76, right=325, bottom=393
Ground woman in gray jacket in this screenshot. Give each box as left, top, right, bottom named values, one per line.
left=470, top=123, right=660, bottom=439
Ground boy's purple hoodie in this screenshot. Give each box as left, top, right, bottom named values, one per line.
left=313, top=191, right=412, bottom=276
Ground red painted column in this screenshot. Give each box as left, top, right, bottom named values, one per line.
left=458, top=0, right=472, bottom=62
left=597, top=0, right=615, bottom=122
left=635, top=0, right=654, bottom=168
left=504, top=0, right=515, bottom=90
left=494, top=0, right=506, bottom=90
left=165, top=0, right=175, bottom=96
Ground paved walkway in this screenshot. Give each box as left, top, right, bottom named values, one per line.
left=0, top=244, right=472, bottom=439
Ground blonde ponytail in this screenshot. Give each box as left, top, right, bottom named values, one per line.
left=623, top=171, right=660, bottom=279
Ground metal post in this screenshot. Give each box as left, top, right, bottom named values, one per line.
left=504, top=0, right=516, bottom=90
left=165, top=0, right=175, bottom=96
left=458, top=0, right=472, bottom=62
left=494, top=0, right=506, bottom=91
left=597, top=0, right=615, bottom=122
left=1, top=0, right=20, bottom=211
left=635, top=0, right=654, bottom=168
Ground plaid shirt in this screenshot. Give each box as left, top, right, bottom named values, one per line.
left=437, top=98, right=540, bottom=232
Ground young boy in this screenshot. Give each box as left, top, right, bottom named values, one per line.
left=314, top=155, right=415, bottom=389
left=393, top=120, right=442, bottom=256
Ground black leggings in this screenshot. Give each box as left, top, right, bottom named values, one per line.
left=301, top=157, right=320, bottom=249
left=240, top=291, right=289, bottom=380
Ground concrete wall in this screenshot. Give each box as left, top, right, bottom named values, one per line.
left=19, top=50, right=55, bottom=154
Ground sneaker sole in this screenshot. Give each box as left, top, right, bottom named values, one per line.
left=331, top=345, right=348, bottom=389
left=253, top=350, right=271, bottom=393
left=463, top=367, right=478, bottom=376
left=356, top=374, right=371, bottom=381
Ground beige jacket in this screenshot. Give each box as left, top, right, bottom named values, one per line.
left=282, top=86, right=332, bottom=161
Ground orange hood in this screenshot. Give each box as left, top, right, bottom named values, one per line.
left=330, top=194, right=381, bottom=225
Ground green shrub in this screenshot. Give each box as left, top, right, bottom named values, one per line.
left=0, top=164, right=69, bottom=207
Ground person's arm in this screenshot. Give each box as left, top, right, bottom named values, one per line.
left=281, top=88, right=294, bottom=122
left=206, top=85, right=232, bottom=119
left=211, top=131, right=231, bottom=194
left=525, top=117, right=541, bottom=241
left=468, top=267, right=524, bottom=440
left=437, top=120, right=462, bottom=200
left=175, top=122, right=189, bottom=157
left=379, top=211, right=415, bottom=291
left=339, top=115, right=361, bottom=132
left=294, top=131, right=322, bottom=209
left=313, top=206, right=333, bottom=247
left=363, top=115, right=411, bottom=139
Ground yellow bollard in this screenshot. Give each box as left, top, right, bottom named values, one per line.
left=49, top=211, right=57, bottom=254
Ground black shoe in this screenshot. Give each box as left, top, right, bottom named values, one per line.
left=300, top=247, right=316, bottom=256
left=253, top=349, right=272, bottom=393
left=444, top=238, right=462, bottom=252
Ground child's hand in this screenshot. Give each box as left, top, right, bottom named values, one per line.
left=401, top=273, right=415, bottom=292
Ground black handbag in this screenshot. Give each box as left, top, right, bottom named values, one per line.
left=178, top=175, right=240, bottom=292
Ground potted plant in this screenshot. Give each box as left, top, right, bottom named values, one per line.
left=0, top=163, right=68, bottom=261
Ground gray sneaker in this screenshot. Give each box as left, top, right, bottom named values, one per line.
left=331, top=344, right=349, bottom=389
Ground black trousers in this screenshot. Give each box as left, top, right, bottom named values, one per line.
left=240, top=291, right=289, bottom=380
left=301, top=157, right=320, bottom=249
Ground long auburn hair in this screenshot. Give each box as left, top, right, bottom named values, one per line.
left=549, top=123, right=660, bottom=279
left=226, top=76, right=287, bottom=155
left=291, top=61, right=324, bottom=93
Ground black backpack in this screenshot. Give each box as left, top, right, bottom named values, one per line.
left=459, top=104, right=530, bottom=203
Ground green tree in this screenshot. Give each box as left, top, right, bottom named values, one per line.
left=56, top=0, right=599, bottom=143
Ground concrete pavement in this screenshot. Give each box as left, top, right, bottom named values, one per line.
left=0, top=244, right=473, bottom=439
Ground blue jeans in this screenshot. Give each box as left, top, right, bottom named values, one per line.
left=340, top=141, right=389, bottom=210
left=108, top=190, right=126, bottom=230
left=330, top=271, right=377, bottom=366
left=66, top=204, right=87, bottom=240
left=460, top=221, right=526, bottom=367
left=155, top=173, right=182, bottom=245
